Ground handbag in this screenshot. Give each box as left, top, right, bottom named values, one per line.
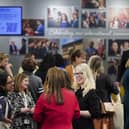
left=100, top=100, right=114, bottom=114
left=0, top=99, right=11, bottom=129
left=103, top=102, right=114, bottom=113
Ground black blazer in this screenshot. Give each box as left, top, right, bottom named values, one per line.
left=117, top=50, right=129, bottom=82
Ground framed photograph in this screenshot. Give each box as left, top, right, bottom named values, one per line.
left=83, top=38, right=106, bottom=59
left=23, top=19, right=44, bottom=36
left=9, top=37, right=27, bottom=55
left=81, top=10, right=106, bottom=28
left=108, top=39, right=129, bottom=57
left=81, top=0, right=106, bottom=9
left=108, top=8, right=129, bottom=29
left=28, top=38, right=60, bottom=59
left=61, top=38, right=83, bottom=65
left=47, top=7, right=79, bottom=28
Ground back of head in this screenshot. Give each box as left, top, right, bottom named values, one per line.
left=22, top=58, right=36, bottom=73
left=44, top=67, right=66, bottom=104
left=53, top=53, right=65, bottom=68
left=0, top=52, right=9, bottom=63
left=88, top=55, right=104, bottom=75
left=70, top=49, right=86, bottom=63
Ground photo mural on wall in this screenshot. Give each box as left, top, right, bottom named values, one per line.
left=28, top=38, right=60, bottom=59
left=83, top=38, right=106, bottom=60
left=23, top=19, right=44, bottom=36
left=108, top=39, right=129, bottom=57
left=81, top=0, right=106, bottom=9
left=61, top=38, right=106, bottom=62
left=81, top=10, right=106, bottom=28
left=109, top=8, right=129, bottom=29
left=47, top=6, right=79, bottom=28
left=9, top=37, right=27, bottom=55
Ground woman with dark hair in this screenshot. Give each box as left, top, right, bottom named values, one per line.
left=21, top=57, right=43, bottom=103
left=65, top=49, right=86, bottom=83
left=33, top=67, right=80, bottom=129
left=35, top=53, right=65, bottom=83
left=0, top=70, right=13, bottom=128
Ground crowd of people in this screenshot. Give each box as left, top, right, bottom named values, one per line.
left=0, top=45, right=128, bottom=129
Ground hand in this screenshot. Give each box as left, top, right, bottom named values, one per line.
left=5, top=63, right=13, bottom=69
left=114, top=81, right=120, bottom=87
left=21, top=107, right=30, bottom=113
left=30, top=107, right=34, bottom=114
left=3, top=117, right=12, bottom=124
left=5, top=63, right=13, bottom=77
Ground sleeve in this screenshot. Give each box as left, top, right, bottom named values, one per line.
left=87, top=90, right=101, bottom=118
left=105, top=74, right=119, bottom=94
left=7, top=92, right=22, bottom=115
left=0, top=98, right=6, bottom=121
left=33, top=94, right=45, bottom=123
left=117, top=52, right=126, bottom=82
left=28, top=92, right=35, bottom=108
left=37, top=77, right=44, bottom=95
left=73, top=95, right=80, bottom=120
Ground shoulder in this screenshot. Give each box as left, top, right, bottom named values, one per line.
left=33, top=75, right=42, bottom=81
left=65, top=64, right=72, bottom=69
left=86, top=89, right=99, bottom=99
left=123, top=68, right=129, bottom=77
left=87, top=89, right=96, bottom=95
left=0, top=96, right=6, bottom=102
left=122, top=50, right=129, bottom=57
left=62, top=88, right=76, bottom=97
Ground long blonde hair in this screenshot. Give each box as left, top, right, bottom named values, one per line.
left=73, top=63, right=95, bottom=97
left=88, top=55, right=104, bottom=79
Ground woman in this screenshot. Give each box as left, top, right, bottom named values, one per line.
left=8, top=73, right=35, bottom=129
left=6, top=75, right=14, bottom=93
left=65, top=49, right=86, bottom=84
left=122, top=59, right=129, bottom=129
left=0, top=69, right=13, bottom=128
left=88, top=55, right=119, bottom=129
left=88, top=55, right=119, bottom=102
left=33, top=67, right=80, bottom=129
left=72, top=63, right=101, bottom=129
left=0, top=52, right=13, bottom=77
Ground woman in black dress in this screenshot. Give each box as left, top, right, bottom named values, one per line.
left=73, top=63, right=101, bottom=129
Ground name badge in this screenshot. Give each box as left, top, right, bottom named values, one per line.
left=24, top=119, right=30, bottom=124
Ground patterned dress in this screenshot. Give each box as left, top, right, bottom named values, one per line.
left=8, top=92, right=35, bottom=129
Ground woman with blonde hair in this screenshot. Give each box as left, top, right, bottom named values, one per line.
left=0, top=52, right=13, bottom=77
left=88, top=55, right=119, bottom=102
left=88, top=55, right=119, bottom=129
left=73, top=63, right=101, bottom=129
left=33, top=67, right=80, bottom=129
